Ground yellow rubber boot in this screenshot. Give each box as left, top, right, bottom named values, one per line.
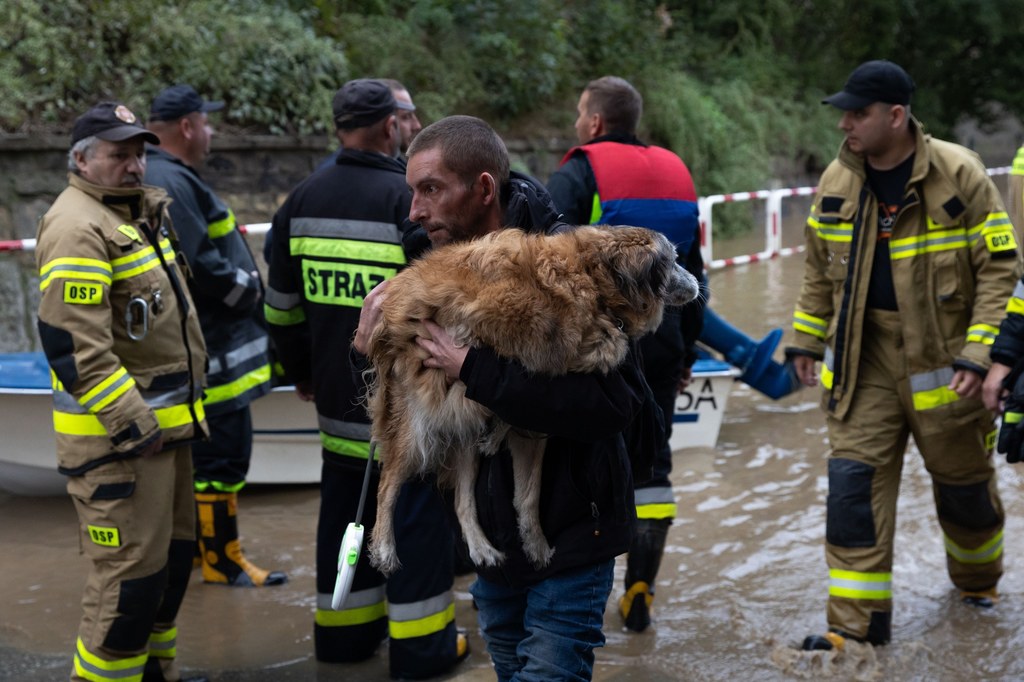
left=619, top=580, right=654, bottom=632
left=195, top=491, right=287, bottom=587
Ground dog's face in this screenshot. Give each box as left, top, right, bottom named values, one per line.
left=579, top=226, right=699, bottom=336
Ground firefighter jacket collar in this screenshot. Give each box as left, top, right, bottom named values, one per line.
left=835, top=117, right=929, bottom=185
left=67, top=172, right=169, bottom=223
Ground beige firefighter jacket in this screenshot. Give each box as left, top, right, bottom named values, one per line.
left=36, top=173, right=208, bottom=474
left=791, top=120, right=1021, bottom=435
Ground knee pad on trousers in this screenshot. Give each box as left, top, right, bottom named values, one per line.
left=826, top=458, right=876, bottom=548
left=936, top=480, right=1000, bottom=529
left=154, top=538, right=193, bottom=624
left=103, top=565, right=169, bottom=651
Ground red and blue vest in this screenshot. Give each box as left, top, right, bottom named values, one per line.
left=561, top=141, right=699, bottom=253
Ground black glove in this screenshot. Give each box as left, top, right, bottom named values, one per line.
left=998, top=371, right=1024, bottom=463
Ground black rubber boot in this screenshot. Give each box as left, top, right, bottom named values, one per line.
left=195, top=491, right=288, bottom=587
left=620, top=518, right=670, bottom=632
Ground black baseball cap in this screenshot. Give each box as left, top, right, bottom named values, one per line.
left=149, top=84, right=224, bottom=122
left=332, top=79, right=396, bottom=130
left=822, top=60, right=915, bottom=110
left=71, top=102, right=159, bottom=146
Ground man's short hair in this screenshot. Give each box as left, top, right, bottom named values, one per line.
left=584, top=76, right=643, bottom=135
left=407, top=115, right=510, bottom=187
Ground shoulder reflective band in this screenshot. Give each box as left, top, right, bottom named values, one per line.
left=39, top=257, right=112, bottom=291
left=63, top=281, right=103, bottom=304
left=208, top=209, right=236, bottom=239
left=87, top=524, right=121, bottom=547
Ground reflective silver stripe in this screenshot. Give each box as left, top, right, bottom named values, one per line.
left=208, top=337, right=269, bottom=376
left=388, top=590, right=454, bottom=622
left=318, top=414, right=372, bottom=440
left=79, top=371, right=133, bottom=413
left=56, top=383, right=199, bottom=413
left=264, top=285, right=302, bottom=310
left=223, top=268, right=253, bottom=308
left=1013, top=281, right=1024, bottom=299
left=148, top=636, right=176, bottom=653
left=909, top=367, right=955, bottom=393
left=317, top=585, right=385, bottom=610
left=634, top=487, right=674, bottom=505
left=291, top=217, right=402, bottom=244
left=823, top=346, right=834, bottom=371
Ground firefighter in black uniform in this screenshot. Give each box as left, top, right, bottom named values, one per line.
left=264, top=79, right=467, bottom=679
left=145, top=84, right=286, bottom=588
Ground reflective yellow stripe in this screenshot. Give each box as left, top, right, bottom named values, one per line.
left=53, top=399, right=204, bottom=436
left=316, top=601, right=388, bottom=626
left=966, top=323, right=999, bottom=346
left=1007, top=297, right=1024, bottom=315
left=636, top=502, right=677, bottom=520
left=589, top=192, right=603, bottom=224
left=302, top=259, right=396, bottom=308
left=290, top=236, right=405, bottom=264
left=321, top=433, right=373, bottom=459
left=889, top=228, right=968, bottom=260
left=194, top=479, right=246, bottom=493
left=389, top=601, right=455, bottom=640
left=74, top=636, right=146, bottom=681
left=912, top=385, right=960, bottom=411
left=808, top=216, right=853, bottom=242
left=148, top=627, right=177, bottom=659
left=945, top=530, right=1003, bottom=565
left=203, top=363, right=271, bottom=405
left=820, top=364, right=833, bottom=389
left=208, top=210, right=236, bottom=239
left=264, top=302, right=306, bottom=326
left=793, top=311, right=828, bottom=339
left=39, top=257, right=113, bottom=291
left=828, top=569, right=892, bottom=600
left=79, top=367, right=136, bottom=413
left=1005, top=411, right=1024, bottom=425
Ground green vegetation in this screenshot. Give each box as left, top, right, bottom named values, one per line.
left=3, top=0, right=1022, bottom=233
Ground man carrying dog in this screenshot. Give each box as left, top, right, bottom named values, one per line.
left=354, top=115, right=652, bottom=681
left=789, top=60, right=1019, bottom=651
left=264, top=78, right=467, bottom=678
left=547, top=75, right=706, bottom=632
left=37, top=101, right=208, bottom=682
left=145, top=84, right=285, bottom=589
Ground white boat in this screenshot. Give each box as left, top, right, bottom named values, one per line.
left=0, top=352, right=737, bottom=496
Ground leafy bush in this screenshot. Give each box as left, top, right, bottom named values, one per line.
left=0, top=0, right=348, bottom=134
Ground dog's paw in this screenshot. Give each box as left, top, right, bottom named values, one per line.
left=468, top=541, right=505, bottom=568
left=368, top=542, right=402, bottom=577
left=523, top=540, right=555, bottom=569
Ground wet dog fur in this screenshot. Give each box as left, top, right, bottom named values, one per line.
left=365, top=225, right=699, bottom=575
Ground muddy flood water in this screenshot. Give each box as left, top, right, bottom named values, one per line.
left=5, top=252, right=1024, bottom=681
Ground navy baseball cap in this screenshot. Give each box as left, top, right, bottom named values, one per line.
left=71, top=102, right=159, bottom=146
left=149, top=84, right=224, bottom=121
left=822, top=60, right=915, bottom=110
left=332, top=79, right=396, bottom=129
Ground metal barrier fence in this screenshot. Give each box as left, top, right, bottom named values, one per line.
left=1, top=167, right=1014, bottom=266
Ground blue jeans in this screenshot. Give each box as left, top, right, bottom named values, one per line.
left=470, top=560, right=615, bottom=681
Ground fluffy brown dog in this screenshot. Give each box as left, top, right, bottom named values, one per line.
left=365, top=225, right=699, bottom=575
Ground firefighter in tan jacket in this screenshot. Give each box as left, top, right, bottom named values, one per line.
left=787, top=62, right=1021, bottom=651
left=36, top=102, right=208, bottom=682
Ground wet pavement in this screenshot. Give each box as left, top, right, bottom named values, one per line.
left=5, top=254, right=1024, bottom=681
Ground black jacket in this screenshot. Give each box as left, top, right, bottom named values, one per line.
left=265, top=148, right=412, bottom=464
